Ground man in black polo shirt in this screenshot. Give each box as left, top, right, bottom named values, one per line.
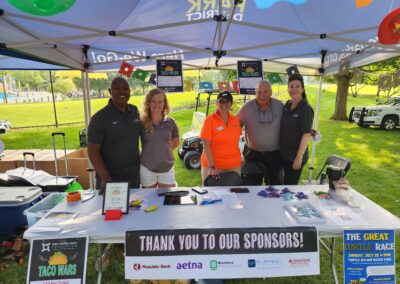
left=87, top=77, right=141, bottom=193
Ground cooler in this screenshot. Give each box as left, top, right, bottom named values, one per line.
left=0, top=186, right=42, bottom=237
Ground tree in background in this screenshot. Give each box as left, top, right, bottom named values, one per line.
left=89, top=78, right=110, bottom=97
left=9, top=70, right=46, bottom=91
left=329, top=56, right=400, bottom=121
left=49, top=78, right=75, bottom=95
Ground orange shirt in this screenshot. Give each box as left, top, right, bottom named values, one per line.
left=200, top=111, right=242, bottom=169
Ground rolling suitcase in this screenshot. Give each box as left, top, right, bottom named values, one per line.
left=39, top=132, right=77, bottom=192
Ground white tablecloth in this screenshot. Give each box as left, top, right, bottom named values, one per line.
left=24, top=185, right=400, bottom=243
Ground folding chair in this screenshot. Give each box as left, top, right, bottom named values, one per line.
left=315, top=154, right=351, bottom=181
left=204, top=171, right=242, bottom=187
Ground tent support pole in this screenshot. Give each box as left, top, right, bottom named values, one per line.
left=308, top=50, right=326, bottom=183
left=49, top=70, right=58, bottom=128
left=85, top=71, right=92, bottom=121
left=308, top=73, right=324, bottom=183
left=81, top=71, right=90, bottom=130
left=0, top=74, right=8, bottom=104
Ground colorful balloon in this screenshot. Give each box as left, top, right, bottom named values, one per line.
left=8, top=0, right=75, bottom=16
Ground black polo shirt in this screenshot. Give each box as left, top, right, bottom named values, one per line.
left=279, top=99, right=314, bottom=162
left=87, top=99, right=141, bottom=187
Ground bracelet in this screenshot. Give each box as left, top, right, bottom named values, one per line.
left=209, top=165, right=215, bottom=169
left=297, top=151, right=304, bottom=157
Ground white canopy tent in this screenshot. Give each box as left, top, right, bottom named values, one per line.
left=1, top=0, right=399, bottom=180
left=1, top=0, right=399, bottom=74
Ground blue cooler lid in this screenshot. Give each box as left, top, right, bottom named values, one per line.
left=0, top=186, right=42, bottom=205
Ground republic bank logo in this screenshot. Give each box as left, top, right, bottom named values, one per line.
left=133, top=263, right=171, bottom=270
left=133, top=263, right=141, bottom=271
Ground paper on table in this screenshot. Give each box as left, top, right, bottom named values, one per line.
left=28, top=226, right=62, bottom=233
left=319, top=204, right=369, bottom=226
left=214, top=192, right=243, bottom=209
left=39, top=211, right=80, bottom=227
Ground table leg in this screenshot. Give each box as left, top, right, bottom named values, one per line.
left=320, top=238, right=339, bottom=284
left=97, top=243, right=103, bottom=284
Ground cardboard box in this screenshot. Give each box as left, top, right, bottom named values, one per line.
left=0, top=150, right=41, bottom=173
left=15, top=150, right=73, bottom=175
left=65, top=148, right=90, bottom=189
left=4, top=149, right=91, bottom=189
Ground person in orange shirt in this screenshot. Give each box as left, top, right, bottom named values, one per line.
left=200, top=91, right=242, bottom=183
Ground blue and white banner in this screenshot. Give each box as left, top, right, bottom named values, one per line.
left=125, top=227, right=319, bottom=279
left=344, top=229, right=396, bottom=284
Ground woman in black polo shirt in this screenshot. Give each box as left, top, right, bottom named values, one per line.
left=279, top=74, right=314, bottom=185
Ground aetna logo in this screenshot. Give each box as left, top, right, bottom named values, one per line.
left=176, top=262, right=203, bottom=270
left=133, top=263, right=141, bottom=271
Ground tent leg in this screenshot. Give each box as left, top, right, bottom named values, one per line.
left=86, top=71, right=92, bottom=122
left=308, top=74, right=324, bottom=183
left=49, top=70, right=59, bottom=128
left=320, top=238, right=339, bottom=284
left=81, top=71, right=90, bottom=130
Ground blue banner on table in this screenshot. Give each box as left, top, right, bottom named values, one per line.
left=344, top=229, right=396, bottom=284
left=237, top=60, right=263, bottom=95
left=27, top=236, right=89, bottom=284
left=125, top=227, right=319, bottom=279
left=156, top=59, right=183, bottom=92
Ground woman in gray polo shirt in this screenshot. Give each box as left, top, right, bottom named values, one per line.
left=280, top=74, right=314, bottom=185
left=140, top=88, right=180, bottom=188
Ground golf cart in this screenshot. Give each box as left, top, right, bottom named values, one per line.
left=177, top=89, right=246, bottom=170
left=177, top=90, right=217, bottom=169
left=0, top=120, right=11, bottom=133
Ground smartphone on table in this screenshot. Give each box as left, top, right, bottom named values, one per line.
left=230, top=187, right=249, bottom=193
left=191, top=186, right=208, bottom=194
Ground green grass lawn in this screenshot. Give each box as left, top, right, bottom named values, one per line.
left=0, top=91, right=200, bottom=128
left=0, top=86, right=399, bottom=283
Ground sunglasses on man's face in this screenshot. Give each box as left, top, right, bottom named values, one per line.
left=258, top=108, right=273, bottom=123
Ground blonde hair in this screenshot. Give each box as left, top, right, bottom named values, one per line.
left=141, top=88, right=171, bottom=134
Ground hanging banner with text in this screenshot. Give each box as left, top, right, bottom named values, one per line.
left=27, top=236, right=89, bottom=284
left=157, top=59, right=183, bottom=92
left=237, top=60, right=263, bottom=95
left=125, top=227, right=319, bottom=279
left=344, top=229, right=396, bottom=284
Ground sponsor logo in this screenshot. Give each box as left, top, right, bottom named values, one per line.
left=176, top=262, right=203, bottom=270
left=248, top=259, right=282, bottom=269
left=255, top=259, right=281, bottom=269
left=185, top=0, right=247, bottom=22
left=133, top=263, right=171, bottom=271
left=210, top=260, right=218, bottom=270
left=133, top=263, right=141, bottom=271
left=210, top=259, right=241, bottom=270
left=248, top=259, right=256, bottom=268
left=288, top=258, right=311, bottom=267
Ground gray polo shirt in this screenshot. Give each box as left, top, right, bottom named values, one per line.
left=140, top=117, right=179, bottom=173
left=87, top=99, right=141, bottom=184
left=237, top=98, right=284, bottom=152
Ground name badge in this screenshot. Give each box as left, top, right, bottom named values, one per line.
left=216, top=126, right=224, bottom=131
left=292, top=113, right=299, bottom=118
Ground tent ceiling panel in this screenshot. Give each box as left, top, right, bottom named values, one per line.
left=0, top=0, right=399, bottom=74
left=0, top=54, right=69, bottom=70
